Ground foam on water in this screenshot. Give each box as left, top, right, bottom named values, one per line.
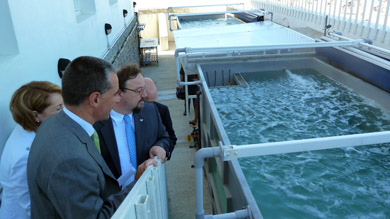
left=210, top=69, right=390, bottom=218
left=179, top=17, right=243, bottom=29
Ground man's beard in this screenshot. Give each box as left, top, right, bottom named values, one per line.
left=133, top=101, right=144, bottom=114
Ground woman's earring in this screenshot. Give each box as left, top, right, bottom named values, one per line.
left=36, top=119, right=40, bottom=124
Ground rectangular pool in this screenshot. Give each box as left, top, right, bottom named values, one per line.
left=204, top=57, right=390, bottom=218
left=178, top=14, right=244, bottom=30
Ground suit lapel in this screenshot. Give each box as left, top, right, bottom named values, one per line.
left=57, top=111, right=117, bottom=180
left=134, top=113, right=144, bottom=165
left=84, top=141, right=117, bottom=180
left=100, top=119, right=122, bottom=176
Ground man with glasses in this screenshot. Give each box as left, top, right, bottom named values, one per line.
left=94, top=64, right=169, bottom=187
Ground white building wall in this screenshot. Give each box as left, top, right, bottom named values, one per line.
left=0, top=0, right=136, bottom=153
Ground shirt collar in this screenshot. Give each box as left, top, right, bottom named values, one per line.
left=110, top=110, right=133, bottom=126
left=63, top=106, right=95, bottom=137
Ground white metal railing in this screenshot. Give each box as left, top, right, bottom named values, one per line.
left=112, top=159, right=168, bottom=219
left=250, top=0, right=390, bottom=49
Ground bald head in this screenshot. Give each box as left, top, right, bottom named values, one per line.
left=144, top=77, right=157, bottom=102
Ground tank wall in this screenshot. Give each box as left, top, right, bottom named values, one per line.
left=316, top=47, right=390, bottom=93
left=199, top=66, right=263, bottom=217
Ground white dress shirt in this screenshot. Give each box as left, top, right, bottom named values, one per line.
left=0, top=125, right=35, bottom=219
left=110, top=110, right=136, bottom=187
left=63, top=107, right=95, bottom=137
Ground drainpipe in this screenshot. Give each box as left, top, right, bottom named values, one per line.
left=194, top=146, right=251, bottom=219
left=204, top=209, right=250, bottom=219
left=194, top=147, right=221, bottom=219
left=196, top=91, right=202, bottom=149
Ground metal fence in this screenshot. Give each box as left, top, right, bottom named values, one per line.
left=250, top=0, right=390, bottom=48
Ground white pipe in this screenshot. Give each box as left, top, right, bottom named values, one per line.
left=185, top=40, right=364, bottom=54
left=194, top=147, right=222, bottom=219
left=204, top=209, right=250, bottom=219
left=327, top=33, right=390, bottom=57
left=172, top=9, right=264, bottom=18
left=175, top=48, right=201, bottom=86
left=175, top=48, right=202, bottom=124
left=225, top=131, right=390, bottom=160
left=320, top=36, right=390, bottom=70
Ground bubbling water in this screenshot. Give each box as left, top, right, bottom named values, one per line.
left=180, top=17, right=244, bottom=30
left=210, top=69, right=390, bottom=218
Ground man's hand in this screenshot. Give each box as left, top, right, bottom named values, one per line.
left=149, top=146, right=167, bottom=163
left=135, top=158, right=157, bottom=180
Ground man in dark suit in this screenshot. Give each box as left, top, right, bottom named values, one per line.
left=144, top=77, right=177, bottom=160
left=27, top=56, right=154, bottom=218
left=94, top=64, right=169, bottom=187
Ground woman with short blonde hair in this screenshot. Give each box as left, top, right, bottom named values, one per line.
left=10, top=81, right=62, bottom=132
left=0, top=81, right=63, bottom=219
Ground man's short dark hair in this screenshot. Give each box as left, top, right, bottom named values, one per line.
left=117, top=64, right=142, bottom=91
left=62, top=56, right=115, bottom=106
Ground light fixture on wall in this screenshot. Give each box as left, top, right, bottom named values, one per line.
left=104, top=23, right=112, bottom=35
left=123, top=9, right=128, bottom=27
left=57, top=58, right=71, bottom=79
left=105, top=23, right=112, bottom=49
left=133, top=2, right=137, bottom=18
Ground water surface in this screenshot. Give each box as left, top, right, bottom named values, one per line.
left=210, top=69, right=390, bottom=218
left=180, top=17, right=243, bottom=29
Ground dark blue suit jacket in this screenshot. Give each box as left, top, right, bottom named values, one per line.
left=154, top=102, right=177, bottom=159
left=93, top=102, right=170, bottom=179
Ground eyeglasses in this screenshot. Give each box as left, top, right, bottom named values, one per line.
left=123, top=84, right=147, bottom=96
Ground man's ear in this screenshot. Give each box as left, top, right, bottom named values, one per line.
left=32, top=110, right=40, bottom=123
left=89, top=92, right=101, bottom=107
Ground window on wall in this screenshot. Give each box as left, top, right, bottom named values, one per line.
left=0, top=0, right=18, bottom=55
left=109, top=0, right=118, bottom=5
left=73, top=0, right=96, bottom=22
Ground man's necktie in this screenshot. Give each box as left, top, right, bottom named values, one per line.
left=124, top=115, right=137, bottom=169
left=91, top=130, right=101, bottom=153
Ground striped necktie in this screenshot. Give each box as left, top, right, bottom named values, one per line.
left=124, top=115, right=137, bottom=169
left=91, top=130, right=101, bottom=153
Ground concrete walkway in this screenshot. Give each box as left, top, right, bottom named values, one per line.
left=140, top=42, right=212, bottom=218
